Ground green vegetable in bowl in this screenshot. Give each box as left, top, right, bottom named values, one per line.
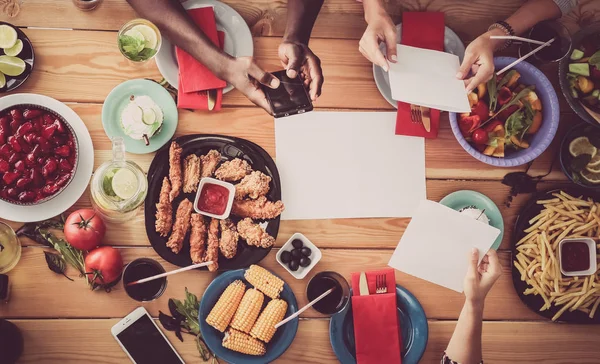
left=571, top=49, right=584, bottom=61
left=569, top=63, right=590, bottom=77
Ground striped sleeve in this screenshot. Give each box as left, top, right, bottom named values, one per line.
left=553, top=0, right=579, bottom=15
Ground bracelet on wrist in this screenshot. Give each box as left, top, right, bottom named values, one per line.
left=488, top=21, right=515, bottom=50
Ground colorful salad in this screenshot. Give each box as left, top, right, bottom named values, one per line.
left=458, top=70, right=543, bottom=158
left=566, top=33, right=600, bottom=113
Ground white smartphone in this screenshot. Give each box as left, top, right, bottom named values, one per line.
left=111, top=307, right=185, bottom=364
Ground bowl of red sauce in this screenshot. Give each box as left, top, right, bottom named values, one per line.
left=558, top=238, right=597, bottom=277
left=194, top=177, right=235, bottom=219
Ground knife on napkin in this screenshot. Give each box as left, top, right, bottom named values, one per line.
left=359, top=272, right=369, bottom=296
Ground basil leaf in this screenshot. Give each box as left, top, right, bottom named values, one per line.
left=159, top=311, right=181, bottom=332
left=195, top=335, right=211, bottom=361
left=498, top=70, right=517, bottom=89
left=44, top=251, right=73, bottom=281
left=169, top=298, right=186, bottom=322
left=571, top=153, right=592, bottom=172
left=488, top=76, right=498, bottom=112
left=501, top=172, right=539, bottom=194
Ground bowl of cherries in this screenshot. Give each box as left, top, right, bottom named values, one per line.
left=0, top=104, right=78, bottom=205
left=276, top=233, right=322, bottom=279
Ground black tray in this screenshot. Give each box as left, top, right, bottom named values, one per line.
left=512, top=188, right=600, bottom=323
left=145, top=134, right=281, bottom=270
left=0, top=22, right=34, bottom=93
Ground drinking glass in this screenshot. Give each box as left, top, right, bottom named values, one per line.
left=0, top=319, right=24, bottom=364
left=518, top=20, right=572, bottom=64
left=123, top=258, right=167, bottom=302
left=0, top=222, right=21, bottom=274
left=72, top=0, right=103, bottom=11
left=306, top=271, right=350, bottom=315
left=117, top=19, right=162, bottom=64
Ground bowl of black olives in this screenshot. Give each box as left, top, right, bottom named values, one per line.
left=276, top=232, right=322, bottom=279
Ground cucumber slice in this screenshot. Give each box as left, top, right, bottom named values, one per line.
left=593, top=90, right=600, bottom=98
left=570, top=49, right=585, bottom=61
left=569, top=63, right=591, bottom=77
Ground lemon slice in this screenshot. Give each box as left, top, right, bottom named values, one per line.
left=0, top=25, right=17, bottom=49
left=588, top=153, right=600, bottom=167
left=4, top=39, right=22, bottom=57
left=142, top=108, right=156, bottom=125
left=581, top=169, right=600, bottom=185
left=586, top=163, right=600, bottom=173
left=131, top=24, right=158, bottom=49
left=569, top=137, right=597, bottom=158
left=0, top=72, right=5, bottom=89
left=111, top=168, right=138, bottom=200
left=0, top=55, right=25, bottom=76
left=124, top=29, right=145, bottom=43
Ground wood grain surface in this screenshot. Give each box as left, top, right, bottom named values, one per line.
left=1, top=0, right=600, bottom=363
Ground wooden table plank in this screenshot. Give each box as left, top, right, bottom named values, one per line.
left=11, top=318, right=600, bottom=363
left=0, top=247, right=544, bottom=321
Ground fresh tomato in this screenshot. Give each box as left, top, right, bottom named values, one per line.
left=85, top=246, right=123, bottom=285
left=64, top=209, right=106, bottom=251
left=484, top=120, right=504, bottom=133
left=497, top=105, right=520, bottom=122
left=472, top=129, right=489, bottom=145
left=471, top=100, right=489, bottom=122
left=458, top=115, right=481, bottom=136
left=497, top=86, right=513, bottom=106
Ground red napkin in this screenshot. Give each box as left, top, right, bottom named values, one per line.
left=351, top=268, right=402, bottom=364
left=176, top=7, right=226, bottom=93
left=395, top=12, right=445, bottom=138
left=177, top=31, right=225, bottom=110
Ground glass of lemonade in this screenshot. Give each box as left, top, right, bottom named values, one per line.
left=0, top=222, right=21, bottom=274
left=118, top=19, right=162, bottom=63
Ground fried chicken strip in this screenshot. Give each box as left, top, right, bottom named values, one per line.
left=232, top=196, right=284, bottom=220
left=219, top=219, right=239, bottom=259
left=203, top=218, right=220, bottom=272
left=166, top=198, right=193, bottom=254
left=190, top=213, right=207, bottom=263
left=155, top=177, right=173, bottom=237
left=183, top=154, right=201, bottom=193
left=214, top=158, right=252, bottom=182
left=169, top=141, right=183, bottom=202
left=237, top=218, right=275, bottom=248
left=200, top=150, right=221, bottom=178
left=235, top=171, right=271, bottom=200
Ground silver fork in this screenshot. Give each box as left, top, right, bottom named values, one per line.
left=375, top=274, right=387, bottom=294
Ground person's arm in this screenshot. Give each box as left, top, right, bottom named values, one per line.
left=126, top=0, right=279, bottom=112
left=358, top=0, right=397, bottom=71
left=444, top=248, right=502, bottom=364
left=278, top=0, right=325, bottom=101
left=458, top=0, right=573, bottom=92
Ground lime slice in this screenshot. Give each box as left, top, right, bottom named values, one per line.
left=111, top=168, right=138, bottom=200
left=131, top=24, right=158, bottom=49
left=142, top=108, right=156, bottom=125
left=4, top=39, right=22, bottom=57
left=0, top=72, right=5, bottom=89
left=0, top=25, right=17, bottom=49
left=588, top=153, right=600, bottom=167
left=0, top=55, right=25, bottom=76
left=569, top=137, right=597, bottom=158
left=581, top=169, right=600, bottom=185
left=124, top=29, right=145, bottom=43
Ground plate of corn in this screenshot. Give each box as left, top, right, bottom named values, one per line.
left=199, top=265, right=299, bottom=363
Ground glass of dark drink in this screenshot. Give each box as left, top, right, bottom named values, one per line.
left=123, top=258, right=167, bottom=302
left=0, top=319, right=24, bottom=364
left=306, top=271, right=350, bottom=315
left=518, top=21, right=572, bottom=63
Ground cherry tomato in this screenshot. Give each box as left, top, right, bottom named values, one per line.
left=472, top=129, right=489, bottom=145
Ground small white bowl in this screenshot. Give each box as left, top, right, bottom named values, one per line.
left=276, top=233, right=322, bottom=279
left=193, top=177, right=235, bottom=220
left=558, top=238, right=597, bottom=277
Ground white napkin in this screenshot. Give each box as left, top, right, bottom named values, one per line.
left=388, top=44, right=471, bottom=113
left=388, top=199, right=500, bottom=292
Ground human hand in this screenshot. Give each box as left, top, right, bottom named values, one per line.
left=278, top=41, right=324, bottom=101
left=359, top=9, right=397, bottom=72
left=456, top=30, right=505, bottom=93
left=223, top=57, right=280, bottom=113
left=463, top=248, right=502, bottom=306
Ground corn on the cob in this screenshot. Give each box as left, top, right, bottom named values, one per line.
left=250, top=298, right=288, bottom=343
left=244, top=265, right=284, bottom=299
left=230, top=288, right=264, bottom=333
left=205, top=280, right=246, bottom=332
left=222, top=329, right=266, bottom=356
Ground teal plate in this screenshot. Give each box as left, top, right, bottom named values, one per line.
left=439, top=190, right=504, bottom=249
left=102, top=79, right=178, bottom=154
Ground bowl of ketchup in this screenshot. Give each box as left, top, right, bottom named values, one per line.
left=558, top=238, right=597, bottom=277
left=194, top=177, right=235, bottom=219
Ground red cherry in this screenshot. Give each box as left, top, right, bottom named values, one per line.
left=0, top=116, right=9, bottom=131
left=10, top=109, right=23, bottom=121
left=8, top=152, right=20, bottom=165
left=58, top=158, right=72, bottom=172
left=25, top=153, right=36, bottom=166
left=42, top=184, right=60, bottom=196
left=56, top=173, right=71, bottom=187
left=15, top=122, right=33, bottom=137
left=42, top=113, right=54, bottom=125
left=8, top=136, right=21, bottom=152
left=0, top=158, right=8, bottom=173
left=18, top=191, right=35, bottom=202
left=42, top=158, right=58, bottom=177
left=9, top=119, right=20, bottom=134
left=53, top=119, right=66, bottom=134
left=6, top=188, right=17, bottom=198
left=30, top=168, right=43, bottom=187
left=14, top=160, right=25, bottom=172
left=2, top=171, right=19, bottom=185
left=16, top=177, right=32, bottom=188
left=55, top=145, right=70, bottom=157
left=41, top=124, right=56, bottom=140
left=0, top=144, right=11, bottom=157
left=23, top=109, right=42, bottom=120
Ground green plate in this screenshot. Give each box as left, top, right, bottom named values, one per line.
left=439, top=190, right=504, bottom=250
left=102, top=79, right=177, bottom=154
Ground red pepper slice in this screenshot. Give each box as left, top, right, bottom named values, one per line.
left=497, top=86, right=513, bottom=106
left=459, top=115, right=481, bottom=136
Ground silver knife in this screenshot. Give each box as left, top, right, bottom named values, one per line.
left=359, top=272, right=369, bottom=296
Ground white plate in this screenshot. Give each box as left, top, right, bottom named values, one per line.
left=155, top=0, right=253, bottom=94
left=373, top=24, right=466, bottom=108
left=0, top=94, right=94, bottom=223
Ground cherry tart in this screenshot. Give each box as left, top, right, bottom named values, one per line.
left=0, top=105, right=77, bottom=204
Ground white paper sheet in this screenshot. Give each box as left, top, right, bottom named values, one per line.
left=274, top=112, right=426, bottom=220
left=388, top=199, right=500, bottom=292
left=388, top=44, right=471, bottom=113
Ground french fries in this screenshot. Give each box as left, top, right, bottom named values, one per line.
left=516, top=191, right=600, bottom=321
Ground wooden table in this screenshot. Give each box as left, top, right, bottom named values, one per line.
left=2, top=1, right=600, bottom=363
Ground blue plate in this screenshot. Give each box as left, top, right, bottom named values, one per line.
left=329, top=285, right=428, bottom=364
left=439, top=190, right=504, bottom=250
left=102, top=79, right=178, bottom=154
left=199, top=269, right=298, bottom=364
